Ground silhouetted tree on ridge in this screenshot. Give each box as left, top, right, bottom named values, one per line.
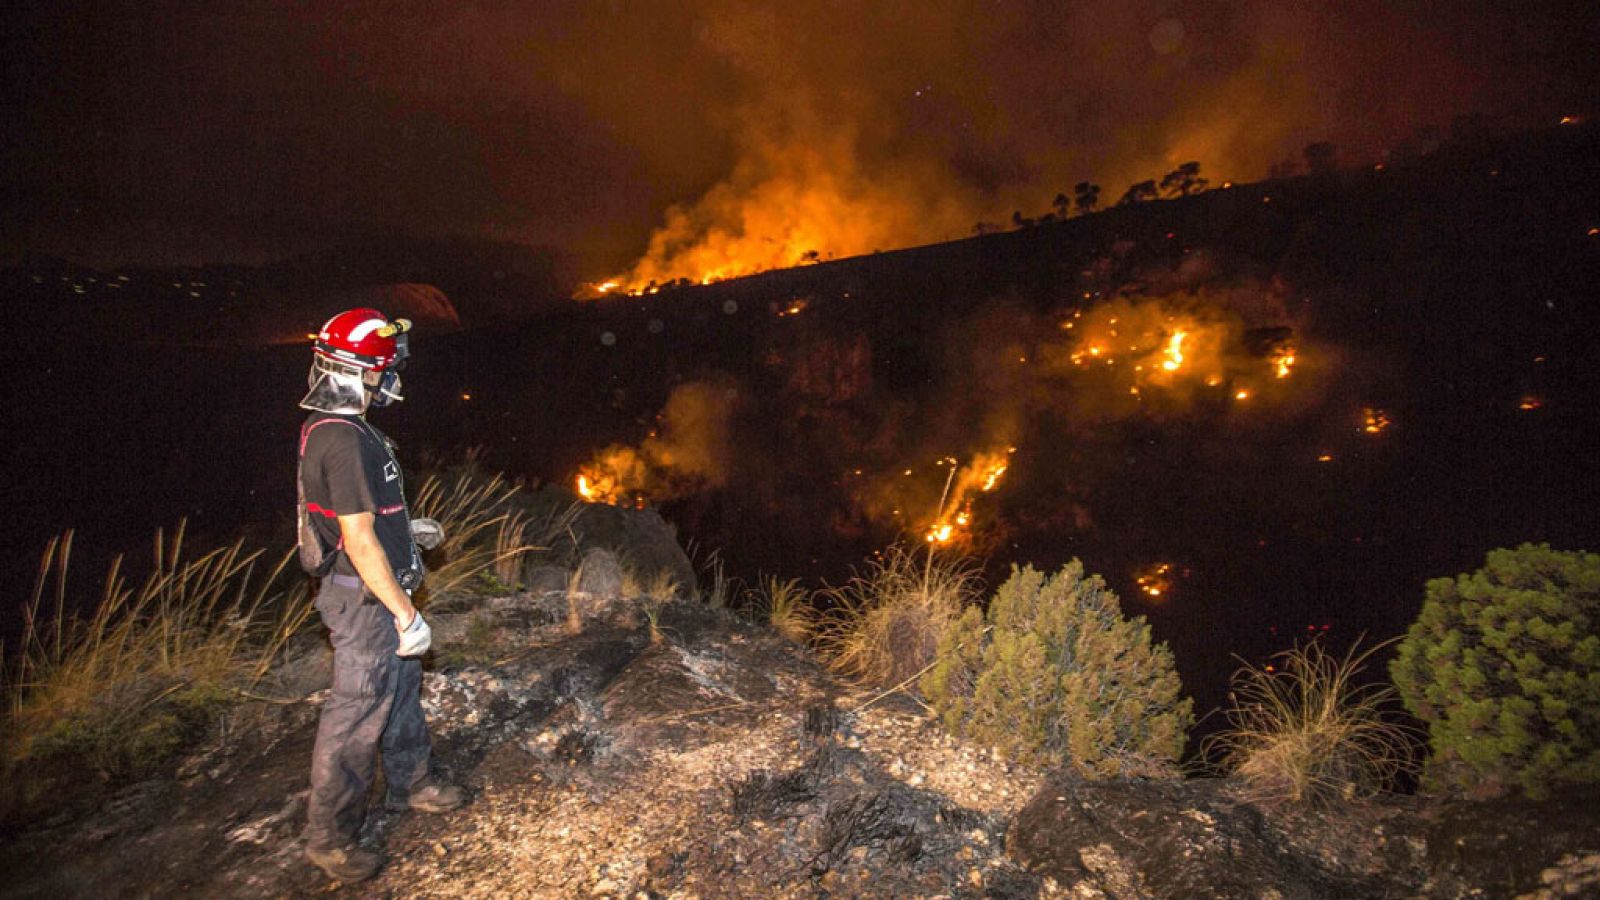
left=1117, top=180, right=1158, bottom=206
left=1073, top=182, right=1101, bottom=214
left=1159, top=162, right=1208, bottom=197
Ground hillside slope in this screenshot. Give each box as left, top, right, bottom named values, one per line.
left=5, top=568, right=1598, bottom=898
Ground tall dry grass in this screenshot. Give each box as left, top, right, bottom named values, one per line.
left=411, top=468, right=539, bottom=597
left=1205, top=638, right=1419, bottom=807
left=814, top=546, right=980, bottom=689
left=1, top=524, right=313, bottom=776
left=760, top=576, right=818, bottom=645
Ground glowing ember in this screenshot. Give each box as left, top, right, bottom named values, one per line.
left=1270, top=346, right=1297, bottom=379
left=1361, top=408, right=1392, bottom=434
left=1317, top=453, right=1334, bottom=462
left=777, top=298, right=809, bottom=317
left=1057, top=299, right=1299, bottom=409
left=1136, top=562, right=1174, bottom=599
left=1519, top=396, right=1543, bottom=411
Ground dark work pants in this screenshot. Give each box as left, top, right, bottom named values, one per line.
left=304, top=581, right=431, bottom=852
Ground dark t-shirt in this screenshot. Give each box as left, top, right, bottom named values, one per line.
left=299, top=412, right=421, bottom=587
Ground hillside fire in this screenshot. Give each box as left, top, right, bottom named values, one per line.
left=1136, top=562, right=1175, bottom=599
left=924, top=449, right=1015, bottom=546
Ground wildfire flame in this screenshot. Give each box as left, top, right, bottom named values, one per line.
left=571, top=382, right=738, bottom=506
left=1361, top=407, right=1391, bottom=434
left=924, top=448, right=1015, bottom=545
left=1136, top=562, right=1174, bottom=599
left=1059, top=300, right=1299, bottom=405
left=574, top=445, right=650, bottom=506
left=1271, top=346, right=1296, bottom=379
left=1161, top=329, right=1187, bottom=372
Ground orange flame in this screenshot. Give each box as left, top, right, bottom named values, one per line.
left=574, top=445, right=650, bottom=506
left=1136, top=562, right=1174, bottom=600
left=1361, top=407, right=1391, bottom=434
left=1160, top=329, right=1187, bottom=372
left=1271, top=346, right=1296, bottom=379
left=924, top=448, right=1015, bottom=545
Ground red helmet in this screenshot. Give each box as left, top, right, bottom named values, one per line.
left=313, top=308, right=411, bottom=370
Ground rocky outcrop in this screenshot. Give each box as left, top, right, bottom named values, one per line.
left=0, top=591, right=1041, bottom=898
left=4, top=576, right=1596, bottom=898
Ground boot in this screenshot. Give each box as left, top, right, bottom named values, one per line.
left=306, top=844, right=383, bottom=883
left=388, top=780, right=465, bottom=813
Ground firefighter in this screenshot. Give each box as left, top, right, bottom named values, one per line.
left=297, top=308, right=463, bottom=883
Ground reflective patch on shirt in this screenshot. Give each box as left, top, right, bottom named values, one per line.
left=383, top=461, right=399, bottom=482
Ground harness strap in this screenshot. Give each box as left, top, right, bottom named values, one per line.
left=299, top=417, right=363, bottom=553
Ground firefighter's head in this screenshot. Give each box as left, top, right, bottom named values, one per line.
left=300, top=308, right=412, bottom=414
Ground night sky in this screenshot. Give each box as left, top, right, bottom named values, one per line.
left=5, top=1, right=1598, bottom=274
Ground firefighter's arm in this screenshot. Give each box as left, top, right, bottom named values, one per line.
left=337, top=511, right=419, bottom=629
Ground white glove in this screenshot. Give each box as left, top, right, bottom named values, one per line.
left=411, top=517, right=445, bottom=550
left=397, top=610, right=432, bottom=657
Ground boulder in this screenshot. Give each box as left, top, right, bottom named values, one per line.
left=574, top=547, right=624, bottom=600
left=547, top=495, right=697, bottom=598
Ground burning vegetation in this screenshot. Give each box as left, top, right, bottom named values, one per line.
left=923, top=449, right=1015, bottom=547
left=1042, top=294, right=1309, bottom=422
left=570, top=268, right=1351, bottom=571
left=573, top=382, right=738, bottom=506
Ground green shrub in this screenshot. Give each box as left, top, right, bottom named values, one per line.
left=922, top=561, right=1193, bottom=776
left=1391, top=543, right=1600, bottom=798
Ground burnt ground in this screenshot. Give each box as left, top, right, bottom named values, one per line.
left=3, top=589, right=1598, bottom=899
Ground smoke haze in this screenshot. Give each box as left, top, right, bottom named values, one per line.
left=5, top=1, right=1596, bottom=270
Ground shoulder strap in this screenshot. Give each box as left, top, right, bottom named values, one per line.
left=299, top=415, right=362, bottom=457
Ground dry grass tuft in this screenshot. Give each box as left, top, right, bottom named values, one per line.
left=411, top=467, right=540, bottom=599
left=760, top=576, right=818, bottom=645
left=697, top=549, right=736, bottom=610
left=815, top=546, right=979, bottom=689
left=622, top=567, right=683, bottom=603
left=1, top=524, right=313, bottom=779
left=1205, top=638, right=1420, bottom=807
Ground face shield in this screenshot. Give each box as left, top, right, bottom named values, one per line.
left=300, top=356, right=371, bottom=414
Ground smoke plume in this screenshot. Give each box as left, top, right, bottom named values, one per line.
left=8, top=2, right=1593, bottom=267
left=577, top=381, right=739, bottom=505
